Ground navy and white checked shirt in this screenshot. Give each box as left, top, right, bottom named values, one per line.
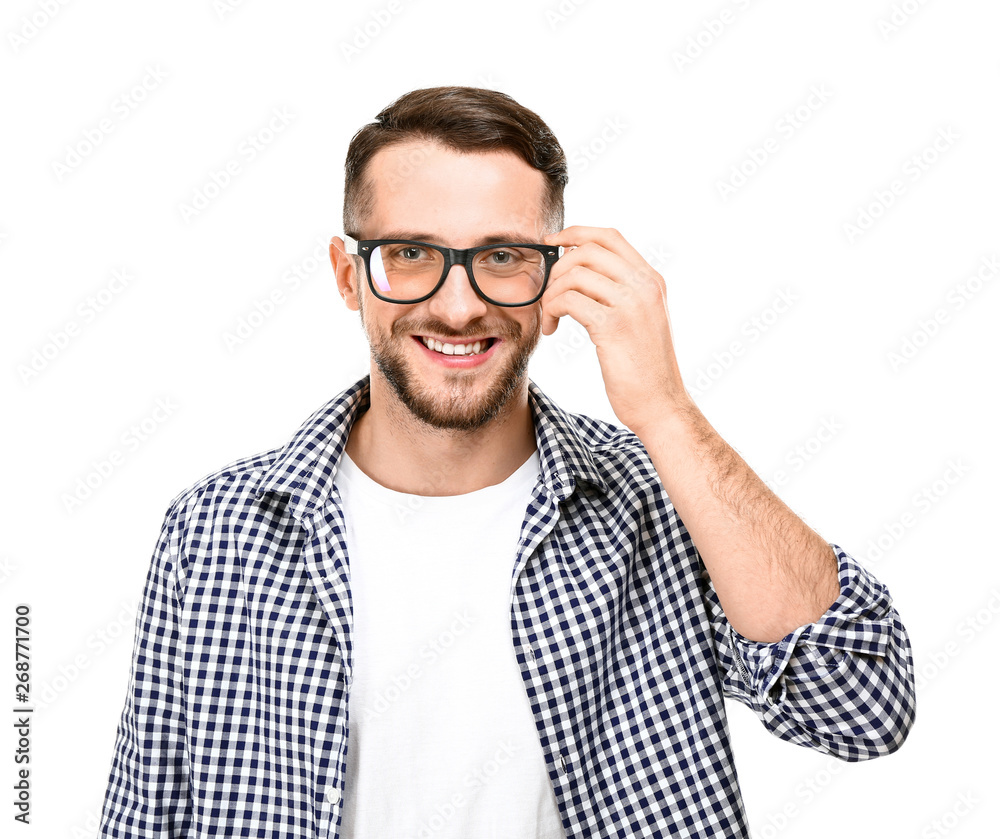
left=99, top=374, right=915, bottom=838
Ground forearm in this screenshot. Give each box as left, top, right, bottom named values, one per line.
left=636, top=399, right=840, bottom=642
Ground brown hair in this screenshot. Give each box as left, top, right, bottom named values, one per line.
left=342, top=86, right=568, bottom=237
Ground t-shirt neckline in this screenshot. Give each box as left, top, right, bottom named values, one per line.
left=335, top=447, right=540, bottom=508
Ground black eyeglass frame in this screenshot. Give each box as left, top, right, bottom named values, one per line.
left=344, top=235, right=562, bottom=307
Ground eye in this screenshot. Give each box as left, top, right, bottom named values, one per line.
left=483, top=248, right=524, bottom=265
left=400, top=247, right=425, bottom=260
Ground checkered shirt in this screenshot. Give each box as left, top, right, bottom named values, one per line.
left=99, top=374, right=915, bottom=838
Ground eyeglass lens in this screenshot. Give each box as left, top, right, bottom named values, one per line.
left=369, top=243, right=546, bottom=304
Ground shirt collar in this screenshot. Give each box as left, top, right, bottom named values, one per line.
left=249, top=374, right=608, bottom=520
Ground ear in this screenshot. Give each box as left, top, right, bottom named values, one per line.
left=330, top=236, right=361, bottom=312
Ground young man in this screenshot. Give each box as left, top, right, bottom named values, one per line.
left=99, top=87, right=915, bottom=838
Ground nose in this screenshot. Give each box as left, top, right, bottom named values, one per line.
left=426, top=262, right=489, bottom=326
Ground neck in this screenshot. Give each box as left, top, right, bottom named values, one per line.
left=344, top=371, right=537, bottom=496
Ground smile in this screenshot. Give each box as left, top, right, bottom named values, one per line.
left=417, top=335, right=496, bottom=356
left=411, top=335, right=501, bottom=368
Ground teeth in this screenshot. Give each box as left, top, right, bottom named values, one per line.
left=421, top=337, right=491, bottom=356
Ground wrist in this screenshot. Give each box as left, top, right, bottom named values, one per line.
left=630, top=390, right=703, bottom=447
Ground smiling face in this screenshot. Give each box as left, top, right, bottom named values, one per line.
left=341, top=139, right=553, bottom=431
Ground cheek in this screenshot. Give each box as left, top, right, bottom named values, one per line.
left=521, top=307, right=542, bottom=338
left=357, top=293, right=387, bottom=344
left=359, top=292, right=394, bottom=336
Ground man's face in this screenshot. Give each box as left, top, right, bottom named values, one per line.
left=349, top=140, right=552, bottom=431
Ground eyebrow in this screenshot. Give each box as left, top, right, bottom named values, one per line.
left=376, top=230, right=538, bottom=245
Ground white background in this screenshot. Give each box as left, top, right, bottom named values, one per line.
left=3, top=0, right=998, bottom=836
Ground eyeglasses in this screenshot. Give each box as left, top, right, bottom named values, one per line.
left=344, top=235, right=562, bottom=307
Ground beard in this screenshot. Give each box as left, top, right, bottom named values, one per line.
left=357, top=290, right=539, bottom=432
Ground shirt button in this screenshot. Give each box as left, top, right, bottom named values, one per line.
left=526, top=646, right=536, bottom=661
left=326, top=785, right=341, bottom=805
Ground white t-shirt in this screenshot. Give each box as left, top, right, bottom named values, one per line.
left=335, top=448, right=566, bottom=839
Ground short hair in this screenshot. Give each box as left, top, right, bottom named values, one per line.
left=343, top=86, right=568, bottom=237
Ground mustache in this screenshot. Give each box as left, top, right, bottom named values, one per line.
left=392, top=319, right=523, bottom=341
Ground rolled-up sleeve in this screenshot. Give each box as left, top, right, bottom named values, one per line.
left=99, top=503, right=192, bottom=837
left=707, top=543, right=916, bottom=762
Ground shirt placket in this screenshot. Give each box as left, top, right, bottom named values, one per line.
left=297, top=492, right=354, bottom=836
left=509, top=483, right=586, bottom=829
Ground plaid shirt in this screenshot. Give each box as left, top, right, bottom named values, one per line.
left=99, top=374, right=915, bottom=838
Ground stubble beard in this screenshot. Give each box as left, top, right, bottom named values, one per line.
left=357, top=289, right=540, bottom=432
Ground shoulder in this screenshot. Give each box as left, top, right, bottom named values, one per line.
left=582, top=415, right=662, bottom=489
left=532, top=385, right=661, bottom=496
left=162, top=445, right=282, bottom=528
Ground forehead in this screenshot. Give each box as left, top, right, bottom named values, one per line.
left=364, top=139, right=549, bottom=241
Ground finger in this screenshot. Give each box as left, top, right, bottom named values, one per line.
left=543, top=264, right=624, bottom=309
left=545, top=226, right=647, bottom=272
left=549, top=242, right=651, bottom=290
left=541, top=287, right=611, bottom=336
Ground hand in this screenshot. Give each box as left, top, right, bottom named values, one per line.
left=540, top=226, right=692, bottom=436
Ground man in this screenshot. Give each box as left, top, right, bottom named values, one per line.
left=99, top=86, right=915, bottom=838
